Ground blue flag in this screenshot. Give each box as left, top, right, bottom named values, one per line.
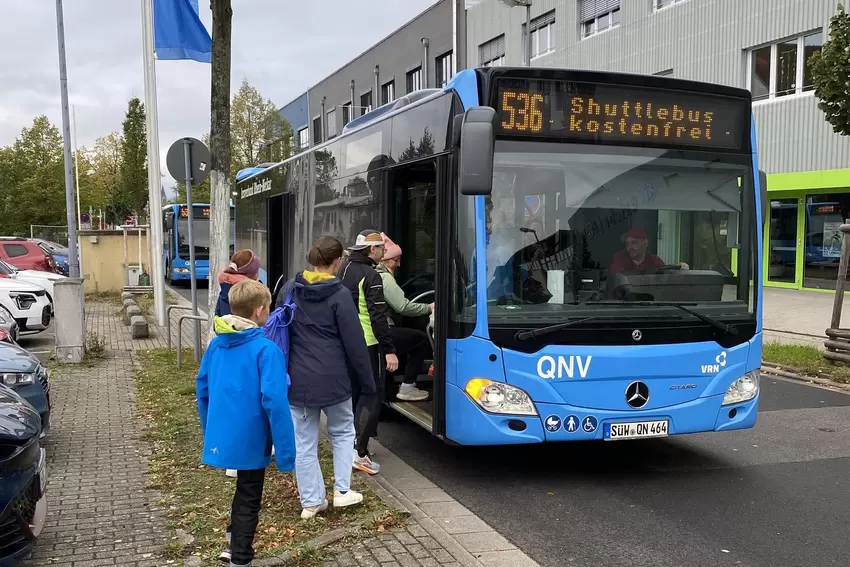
left=153, top=0, right=212, bottom=63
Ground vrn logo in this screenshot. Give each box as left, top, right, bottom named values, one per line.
left=537, top=355, right=592, bottom=379
left=701, top=351, right=727, bottom=374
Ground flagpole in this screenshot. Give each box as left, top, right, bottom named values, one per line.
left=72, top=105, right=83, bottom=275
left=141, top=0, right=167, bottom=327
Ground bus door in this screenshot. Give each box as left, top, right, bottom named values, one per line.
left=384, top=157, right=448, bottom=435
left=268, top=193, right=296, bottom=301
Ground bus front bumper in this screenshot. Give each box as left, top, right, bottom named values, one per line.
left=444, top=383, right=758, bottom=446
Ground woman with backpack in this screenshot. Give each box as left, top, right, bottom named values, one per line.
left=275, top=236, right=376, bottom=519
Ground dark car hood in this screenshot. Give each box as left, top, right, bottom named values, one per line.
left=0, top=385, right=40, bottom=442
left=0, top=342, right=39, bottom=374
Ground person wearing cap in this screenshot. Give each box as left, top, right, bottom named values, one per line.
left=608, top=227, right=689, bottom=277
left=216, top=249, right=261, bottom=317
left=376, top=233, right=433, bottom=402
left=337, top=229, right=397, bottom=476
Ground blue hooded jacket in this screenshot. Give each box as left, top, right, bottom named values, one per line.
left=196, top=314, right=296, bottom=472
left=278, top=271, right=376, bottom=409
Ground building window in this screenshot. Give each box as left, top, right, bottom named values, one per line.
left=479, top=34, right=506, bottom=67
left=326, top=108, right=337, bottom=138
left=436, top=51, right=454, bottom=87
left=342, top=103, right=353, bottom=126
left=360, top=92, right=372, bottom=115
left=747, top=31, right=823, bottom=102
left=522, top=11, right=556, bottom=60
left=312, top=116, right=322, bottom=145
left=381, top=80, right=395, bottom=105
left=297, top=127, right=308, bottom=150
left=655, top=0, right=686, bottom=9
left=654, top=68, right=673, bottom=76
left=406, top=67, right=422, bottom=94
left=580, top=0, right=620, bottom=39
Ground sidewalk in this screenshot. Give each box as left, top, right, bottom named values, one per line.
left=763, top=287, right=832, bottom=348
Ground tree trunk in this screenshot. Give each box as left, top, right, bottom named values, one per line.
left=207, top=0, right=233, bottom=342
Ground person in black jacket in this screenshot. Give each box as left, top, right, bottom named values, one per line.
left=337, top=229, right=397, bottom=475
left=276, top=236, right=375, bottom=520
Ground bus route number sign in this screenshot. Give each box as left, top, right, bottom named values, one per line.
left=179, top=206, right=210, bottom=218
left=495, top=79, right=746, bottom=150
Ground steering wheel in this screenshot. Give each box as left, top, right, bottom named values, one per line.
left=411, top=290, right=436, bottom=350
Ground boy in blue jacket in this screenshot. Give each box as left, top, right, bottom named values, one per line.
left=196, top=279, right=296, bottom=567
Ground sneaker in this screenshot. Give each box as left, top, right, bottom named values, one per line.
left=353, top=454, right=380, bottom=475
left=333, top=490, right=364, bottom=508
left=397, top=383, right=429, bottom=401
left=218, top=546, right=232, bottom=562
left=225, top=469, right=237, bottom=478
left=300, top=499, right=328, bottom=520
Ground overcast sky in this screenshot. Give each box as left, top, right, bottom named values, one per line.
left=0, top=0, right=438, bottom=189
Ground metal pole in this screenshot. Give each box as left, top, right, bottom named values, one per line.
left=141, top=0, right=167, bottom=327
left=422, top=38, right=430, bottom=89
left=54, top=0, right=80, bottom=278
left=183, top=139, right=201, bottom=363
left=525, top=5, right=532, bottom=67
left=72, top=106, right=83, bottom=276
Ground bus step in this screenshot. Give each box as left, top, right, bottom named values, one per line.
left=388, top=401, right=432, bottom=432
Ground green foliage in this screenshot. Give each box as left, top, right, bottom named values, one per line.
left=809, top=3, right=850, bottom=136
left=109, top=98, right=148, bottom=224
left=231, top=78, right=292, bottom=176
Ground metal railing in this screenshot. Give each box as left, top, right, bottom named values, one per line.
left=176, top=313, right=207, bottom=368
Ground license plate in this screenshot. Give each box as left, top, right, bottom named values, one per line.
left=603, top=420, right=669, bottom=441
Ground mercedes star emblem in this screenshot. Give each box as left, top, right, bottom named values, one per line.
left=625, top=381, right=650, bottom=408
left=631, top=329, right=643, bottom=341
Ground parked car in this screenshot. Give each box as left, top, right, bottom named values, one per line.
left=0, top=280, right=51, bottom=335
left=0, top=384, right=47, bottom=567
left=30, top=240, right=69, bottom=277
left=0, top=260, right=65, bottom=313
left=0, top=239, right=55, bottom=274
left=0, top=342, right=50, bottom=437
left=0, top=309, right=19, bottom=345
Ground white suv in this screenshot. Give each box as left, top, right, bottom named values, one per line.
left=0, top=279, right=52, bottom=333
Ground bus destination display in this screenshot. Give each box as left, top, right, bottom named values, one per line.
left=179, top=206, right=210, bottom=218
left=495, top=79, right=746, bottom=150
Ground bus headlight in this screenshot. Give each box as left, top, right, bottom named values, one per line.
left=722, top=371, right=760, bottom=406
left=464, top=378, right=537, bottom=416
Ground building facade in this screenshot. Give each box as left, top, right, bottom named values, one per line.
left=465, top=0, right=849, bottom=292
left=277, top=0, right=466, bottom=153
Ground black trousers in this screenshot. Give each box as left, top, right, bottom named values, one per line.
left=389, top=326, right=431, bottom=385
left=351, top=345, right=383, bottom=458
left=227, top=468, right=266, bottom=566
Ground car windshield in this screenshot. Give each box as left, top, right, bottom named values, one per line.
left=481, top=141, right=756, bottom=325
left=0, top=261, right=15, bottom=275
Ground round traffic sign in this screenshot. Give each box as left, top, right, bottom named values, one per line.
left=166, top=137, right=212, bottom=185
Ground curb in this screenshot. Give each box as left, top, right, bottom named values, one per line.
left=762, top=363, right=850, bottom=392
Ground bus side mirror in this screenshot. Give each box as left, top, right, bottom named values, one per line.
left=759, top=170, right=768, bottom=226
left=459, top=106, right=497, bottom=196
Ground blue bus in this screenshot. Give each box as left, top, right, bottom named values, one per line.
left=162, top=203, right=235, bottom=283
left=236, top=67, right=765, bottom=445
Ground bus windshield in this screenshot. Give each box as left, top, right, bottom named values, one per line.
left=483, top=140, right=756, bottom=326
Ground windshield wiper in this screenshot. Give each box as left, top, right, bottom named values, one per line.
left=584, top=301, right=738, bottom=336
left=515, top=316, right=613, bottom=341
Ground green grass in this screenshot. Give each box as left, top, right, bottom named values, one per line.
left=763, top=342, right=850, bottom=383
left=134, top=348, right=396, bottom=565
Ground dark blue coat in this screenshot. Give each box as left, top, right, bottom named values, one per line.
left=278, top=271, right=376, bottom=408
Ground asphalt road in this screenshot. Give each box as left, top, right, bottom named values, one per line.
left=169, top=282, right=209, bottom=314
left=375, top=376, right=850, bottom=567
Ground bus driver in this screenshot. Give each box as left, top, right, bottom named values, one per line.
left=608, top=227, right=689, bottom=277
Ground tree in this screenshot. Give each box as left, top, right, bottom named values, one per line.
left=109, top=98, right=147, bottom=224
left=78, top=133, right=122, bottom=212
left=231, top=78, right=292, bottom=175
left=809, top=4, right=850, bottom=136
left=208, top=0, right=234, bottom=338
left=2, top=116, right=67, bottom=234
